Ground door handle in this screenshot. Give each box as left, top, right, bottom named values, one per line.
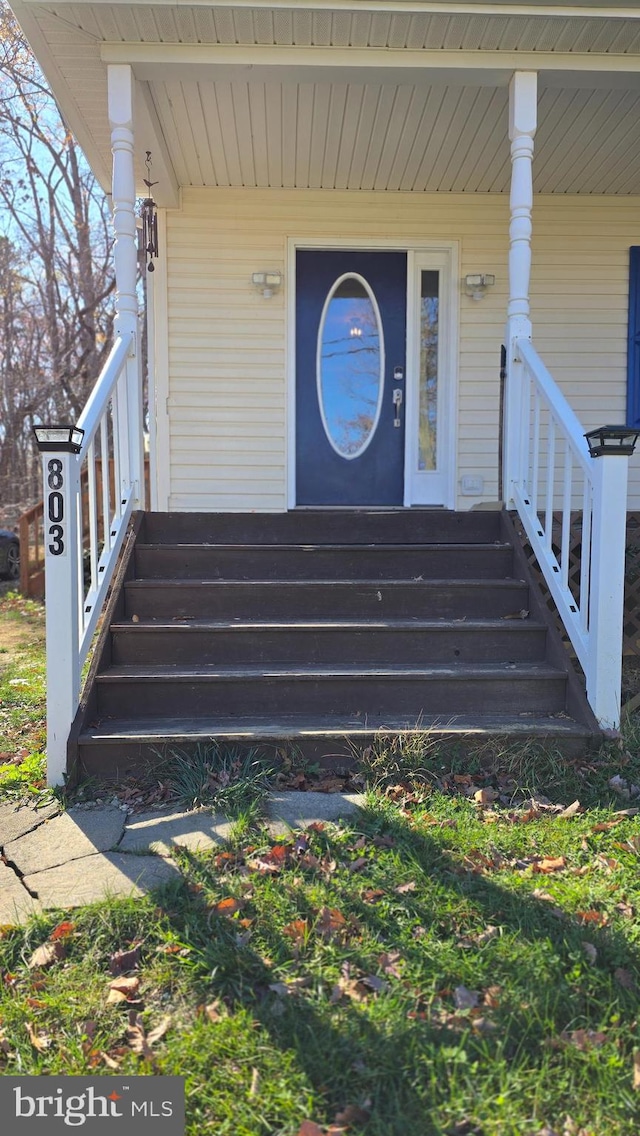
left=393, top=388, right=403, bottom=427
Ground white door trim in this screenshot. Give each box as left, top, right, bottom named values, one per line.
left=286, top=237, right=460, bottom=510
left=405, top=247, right=460, bottom=509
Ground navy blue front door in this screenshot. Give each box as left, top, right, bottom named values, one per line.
left=296, top=250, right=407, bottom=505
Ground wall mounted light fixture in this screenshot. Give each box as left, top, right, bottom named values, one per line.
left=464, top=273, right=495, bottom=301
left=252, top=271, right=283, bottom=298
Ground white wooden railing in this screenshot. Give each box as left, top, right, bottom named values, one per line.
left=508, top=335, right=629, bottom=731
left=40, top=328, right=142, bottom=785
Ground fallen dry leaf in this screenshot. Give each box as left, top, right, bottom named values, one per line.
left=557, top=800, right=581, bottom=819
left=483, top=984, right=502, bottom=1009
left=282, top=919, right=308, bottom=943
left=201, top=1000, right=224, bottom=1022
left=26, top=1022, right=51, bottom=1051
left=107, top=975, right=141, bottom=1005
left=296, top=1123, right=324, bottom=1136
left=476, top=925, right=499, bottom=946
left=331, top=977, right=371, bottom=1004
left=395, top=880, right=417, bottom=894
left=372, top=834, right=394, bottom=848
left=576, top=909, right=609, bottom=927
left=99, top=1050, right=122, bottom=1070
left=532, top=856, right=567, bottom=874
left=317, top=777, right=346, bottom=793
left=147, top=1018, right=171, bottom=1047
left=49, top=921, right=76, bottom=941
left=633, top=1051, right=640, bottom=1091
left=595, top=855, right=621, bottom=873
left=247, top=844, right=293, bottom=874
left=211, top=897, right=242, bottom=918
left=581, top=942, right=598, bottom=965
left=362, top=888, right=385, bottom=904
left=126, top=1010, right=170, bottom=1059
left=473, top=787, right=499, bottom=806
left=347, top=856, right=368, bottom=873
left=109, top=944, right=142, bottom=974
left=614, top=967, right=637, bottom=991
left=453, top=985, right=479, bottom=1011
left=334, top=1103, right=371, bottom=1126
left=591, top=819, right=624, bottom=832
left=317, top=907, right=352, bottom=941
left=28, top=941, right=65, bottom=970
left=615, top=901, right=635, bottom=918
left=269, top=977, right=312, bottom=996
left=378, top=950, right=403, bottom=978
left=558, top=1028, right=607, bottom=1051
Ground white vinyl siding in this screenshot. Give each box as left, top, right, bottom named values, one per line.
left=164, top=188, right=639, bottom=512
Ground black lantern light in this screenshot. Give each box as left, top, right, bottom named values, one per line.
left=33, top=424, right=85, bottom=454
left=584, top=425, right=640, bottom=458
left=140, top=150, right=158, bottom=272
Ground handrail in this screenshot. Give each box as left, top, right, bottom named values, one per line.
left=509, top=335, right=630, bottom=729
left=516, top=338, right=592, bottom=478
left=77, top=332, right=131, bottom=459
left=38, top=323, right=142, bottom=785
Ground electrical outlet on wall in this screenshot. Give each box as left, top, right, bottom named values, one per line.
left=460, top=475, right=484, bottom=496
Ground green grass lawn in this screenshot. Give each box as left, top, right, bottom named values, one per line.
left=0, top=591, right=47, bottom=798
left=1, top=593, right=640, bottom=1135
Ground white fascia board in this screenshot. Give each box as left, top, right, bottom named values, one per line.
left=11, top=0, right=111, bottom=193
left=22, top=2, right=640, bottom=21
left=100, top=42, right=640, bottom=76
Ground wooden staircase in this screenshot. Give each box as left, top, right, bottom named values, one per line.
left=71, top=509, right=599, bottom=778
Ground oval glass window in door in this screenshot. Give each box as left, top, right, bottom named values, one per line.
left=316, top=273, right=385, bottom=459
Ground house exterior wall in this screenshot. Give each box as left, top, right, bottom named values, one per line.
left=160, top=188, right=638, bottom=512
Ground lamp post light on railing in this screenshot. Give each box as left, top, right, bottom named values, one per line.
left=33, top=423, right=84, bottom=786
left=583, top=424, right=640, bottom=731
left=33, top=425, right=85, bottom=454
left=584, top=426, right=640, bottom=459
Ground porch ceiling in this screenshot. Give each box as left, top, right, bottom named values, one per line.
left=11, top=1, right=640, bottom=198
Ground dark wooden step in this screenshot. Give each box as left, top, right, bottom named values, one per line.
left=110, top=618, right=547, bottom=666
left=134, top=542, right=514, bottom=581
left=124, top=578, right=531, bottom=621
left=95, top=662, right=567, bottom=718
left=142, top=509, right=503, bottom=546
left=77, top=712, right=593, bottom=775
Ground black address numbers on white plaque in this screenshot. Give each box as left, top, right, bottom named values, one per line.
left=46, top=458, right=66, bottom=556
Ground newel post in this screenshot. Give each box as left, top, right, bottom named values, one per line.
left=108, top=64, right=143, bottom=509
left=31, top=427, right=83, bottom=787
left=588, top=457, right=628, bottom=729
left=503, top=71, right=537, bottom=506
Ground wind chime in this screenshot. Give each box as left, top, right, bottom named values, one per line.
left=140, top=150, right=158, bottom=272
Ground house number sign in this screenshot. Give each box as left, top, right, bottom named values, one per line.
left=46, top=458, right=67, bottom=557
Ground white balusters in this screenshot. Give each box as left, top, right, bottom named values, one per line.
left=510, top=335, right=632, bottom=729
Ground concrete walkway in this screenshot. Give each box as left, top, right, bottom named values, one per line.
left=0, top=791, right=365, bottom=925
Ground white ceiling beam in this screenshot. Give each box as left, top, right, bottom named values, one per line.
left=101, top=42, right=640, bottom=76
left=134, top=81, right=180, bottom=207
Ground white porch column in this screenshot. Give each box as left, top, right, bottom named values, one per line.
left=504, top=70, right=537, bottom=506
left=108, top=64, right=143, bottom=509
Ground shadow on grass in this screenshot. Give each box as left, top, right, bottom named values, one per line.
left=163, top=803, right=640, bottom=1136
